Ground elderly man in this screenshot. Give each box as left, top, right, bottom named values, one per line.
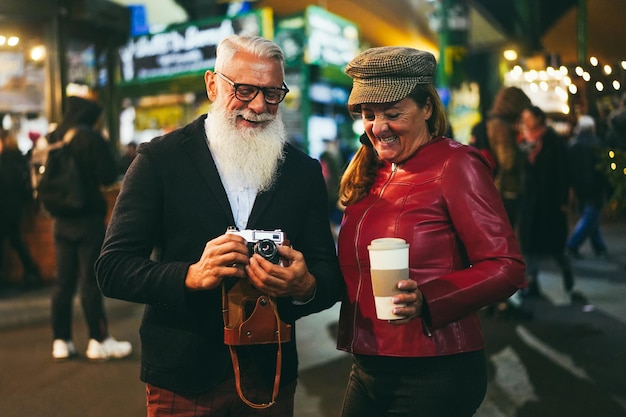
left=96, top=35, right=343, bottom=416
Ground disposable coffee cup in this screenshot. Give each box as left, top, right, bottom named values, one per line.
left=368, top=238, right=410, bottom=320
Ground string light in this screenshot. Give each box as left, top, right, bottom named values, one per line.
left=503, top=51, right=625, bottom=116
left=503, top=49, right=518, bottom=61
left=0, top=35, right=21, bottom=47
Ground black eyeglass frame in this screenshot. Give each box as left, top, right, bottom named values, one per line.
left=215, top=72, right=290, bottom=105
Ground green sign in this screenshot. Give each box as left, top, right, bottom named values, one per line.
left=275, top=6, right=359, bottom=69
left=118, top=8, right=273, bottom=84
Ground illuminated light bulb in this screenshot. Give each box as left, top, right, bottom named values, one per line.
left=30, top=45, right=46, bottom=61
left=503, top=49, right=518, bottom=61
left=590, top=56, right=598, bottom=66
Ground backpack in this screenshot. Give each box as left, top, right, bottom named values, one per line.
left=36, top=128, right=87, bottom=216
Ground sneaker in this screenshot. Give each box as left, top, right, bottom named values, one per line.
left=594, top=250, right=608, bottom=259
left=495, top=302, right=534, bottom=320
left=570, top=290, right=589, bottom=304
left=567, top=247, right=583, bottom=260
left=521, top=280, right=542, bottom=299
left=52, top=339, right=77, bottom=361
left=86, top=337, right=132, bottom=361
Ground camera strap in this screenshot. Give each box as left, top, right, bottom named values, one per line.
left=222, top=279, right=291, bottom=409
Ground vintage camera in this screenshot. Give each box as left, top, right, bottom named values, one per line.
left=226, top=227, right=286, bottom=265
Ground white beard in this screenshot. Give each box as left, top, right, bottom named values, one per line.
left=206, top=98, right=286, bottom=193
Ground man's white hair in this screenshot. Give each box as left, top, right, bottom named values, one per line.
left=214, top=35, right=285, bottom=77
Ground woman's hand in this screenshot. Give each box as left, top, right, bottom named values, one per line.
left=390, top=279, right=423, bottom=325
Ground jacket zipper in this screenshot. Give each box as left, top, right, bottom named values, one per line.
left=350, top=163, right=399, bottom=351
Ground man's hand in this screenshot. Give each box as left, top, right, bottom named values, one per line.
left=185, top=234, right=250, bottom=291
left=246, top=244, right=316, bottom=301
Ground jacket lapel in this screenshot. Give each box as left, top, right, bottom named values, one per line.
left=247, top=188, right=275, bottom=228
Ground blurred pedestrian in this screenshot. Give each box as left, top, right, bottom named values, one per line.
left=118, top=141, right=137, bottom=176
left=470, top=87, right=532, bottom=225
left=319, top=137, right=344, bottom=240
left=46, top=96, right=132, bottom=361
left=518, top=105, right=586, bottom=304
left=0, top=129, right=42, bottom=289
left=566, top=115, right=609, bottom=259
left=469, top=87, right=532, bottom=318
left=606, top=93, right=626, bottom=150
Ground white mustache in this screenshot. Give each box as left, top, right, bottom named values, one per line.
left=234, top=110, right=275, bottom=123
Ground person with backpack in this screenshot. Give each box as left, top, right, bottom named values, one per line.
left=45, top=95, right=132, bottom=361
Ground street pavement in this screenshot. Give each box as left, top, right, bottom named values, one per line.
left=1, top=218, right=625, bottom=416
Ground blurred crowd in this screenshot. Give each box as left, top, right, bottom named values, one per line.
left=469, top=88, right=626, bottom=318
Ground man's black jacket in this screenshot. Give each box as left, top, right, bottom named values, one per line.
left=95, top=115, right=344, bottom=395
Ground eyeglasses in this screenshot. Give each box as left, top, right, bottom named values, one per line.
left=215, top=72, right=289, bottom=105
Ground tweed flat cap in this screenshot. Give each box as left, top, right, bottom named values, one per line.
left=345, top=46, right=437, bottom=106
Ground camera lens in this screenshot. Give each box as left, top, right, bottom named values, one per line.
left=253, top=239, right=280, bottom=264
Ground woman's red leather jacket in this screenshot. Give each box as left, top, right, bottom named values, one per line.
left=337, top=137, right=526, bottom=357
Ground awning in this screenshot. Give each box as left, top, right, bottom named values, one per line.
left=0, top=89, right=44, bottom=113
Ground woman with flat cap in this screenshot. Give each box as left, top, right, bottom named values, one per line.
left=336, top=46, right=527, bottom=416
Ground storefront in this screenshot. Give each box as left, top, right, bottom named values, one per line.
left=274, top=5, right=359, bottom=159
left=0, top=0, right=129, bottom=284
left=0, top=0, right=129, bottom=150
left=116, top=5, right=360, bottom=159
left=116, top=8, right=275, bottom=146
